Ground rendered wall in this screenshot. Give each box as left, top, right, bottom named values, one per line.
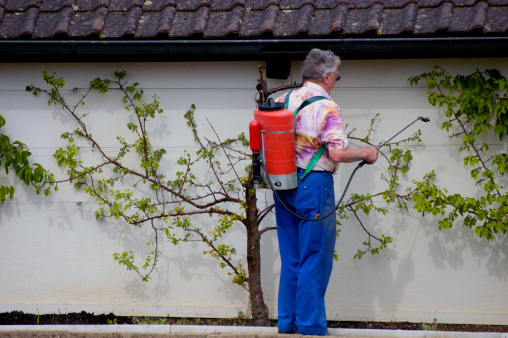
left=0, top=58, right=506, bottom=325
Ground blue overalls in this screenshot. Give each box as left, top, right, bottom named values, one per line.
left=274, top=169, right=336, bottom=335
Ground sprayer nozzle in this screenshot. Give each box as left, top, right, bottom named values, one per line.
left=418, top=116, right=431, bottom=122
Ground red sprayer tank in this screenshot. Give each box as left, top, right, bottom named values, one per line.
left=250, top=99, right=298, bottom=190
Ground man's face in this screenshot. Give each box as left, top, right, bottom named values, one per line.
left=323, top=67, right=340, bottom=95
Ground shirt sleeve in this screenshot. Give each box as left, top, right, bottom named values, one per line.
left=320, top=102, right=348, bottom=150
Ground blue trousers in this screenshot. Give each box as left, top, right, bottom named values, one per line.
left=274, top=170, right=336, bottom=335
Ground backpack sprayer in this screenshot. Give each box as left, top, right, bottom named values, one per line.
left=249, top=97, right=430, bottom=221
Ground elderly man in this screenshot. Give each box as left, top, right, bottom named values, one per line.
left=274, top=49, right=378, bottom=335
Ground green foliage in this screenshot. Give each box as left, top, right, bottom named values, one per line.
left=409, top=67, right=508, bottom=240
left=344, top=113, right=423, bottom=259
left=27, top=70, right=252, bottom=286
left=0, top=114, right=55, bottom=202
left=422, top=318, right=438, bottom=331
left=27, top=69, right=429, bottom=323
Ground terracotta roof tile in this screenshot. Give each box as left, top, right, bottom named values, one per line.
left=309, top=4, right=348, bottom=35
left=245, top=0, right=279, bottom=11
left=487, top=0, right=508, bottom=4
left=280, top=0, right=315, bottom=10
left=0, top=0, right=507, bottom=40
left=109, top=0, right=143, bottom=11
left=0, top=8, right=38, bottom=38
left=34, top=6, right=72, bottom=37
left=5, top=0, right=41, bottom=12
left=414, top=2, right=453, bottom=33
left=136, top=6, right=175, bottom=37
left=345, top=3, right=383, bottom=33
left=68, top=7, right=108, bottom=36
left=74, top=0, right=109, bottom=12
left=240, top=5, right=278, bottom=36
left=211, top=0, right=245, bottom=11
left=378, top=3, right=418, bottom=35
left=417, top=0, right=449, bottom=7
left=314, top=0, right=348, bottom=9
left=142, top=0, right=177, bottom=11
left=40, top=0, right=76, bottom=12
left=451, top=0, right=480, bottom=6
left=177, top=0, right=212, bottom=11
left=170, top=6, right=209, bottom=37
left=450, top=1, right=487, bottom=31
left=484, top=6, right=508, bottom=32
left=274, top=5, right=313, bottom=36
left=102, top=6, right=142, bottom=37
left=205, top=5, right=244, bottom=37
left=349, top=0, right=383, bottom=9
left=382, top=0, right=417, bottom=8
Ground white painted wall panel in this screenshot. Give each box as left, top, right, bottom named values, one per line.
left=0, top=59, right=506, bottom=325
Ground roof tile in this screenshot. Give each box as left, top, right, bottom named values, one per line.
left=484, top=6, right=508, bottom=32
left=0, top=7, right=38, bottom=38
left=34, top=7, right=72, bottom=38
left=0, top=0, right=507, bottom=40
left=379, top=3, right=418, bottom=35
left=449, top=1, right=487, bottom=31
left=382, top=0, right=418, bottom=8
left=211, top=0, right=246, bottom=11
left=245, top=0, right=279, bottom=11
left=40, top=0, right=76, bottom=12
left=487, top=0, right=508, bottom=4
left=136, top=6, right=176, bottom=37
left=74, top=0, right=110, bottom=12
left=314, top=0, right=347, bottom=9
left=451, top=0, right=479, bottom=6
left=345, top=3, right=383, bottom=34
left=143, top=0, right=178, bottom=11
left=109, top=0, right=143, bottom=11
left=170, top=6, right=209, bottom=36
left=177, top=0, right=212, bottom=11
left=349, top=0, right=383, bottom=9
left=417, top=0, right=449, bottom=7
left=309, top=4, right=348, bottom=35
left=280, top=0, right=314, bottom=10
left=274, top=4, right=313, bottom=36
left=414, top=2, right=453, bottom=33
left=240, top=5, right=278, bottom=36
left=34, top=6, right=72, bottom=37
left=5, top=0, right=42, bottom=12
left=102, top=6, right=142, bottom=37
left=68, top=6, right=108, bottom=36
left=205, top=5, right=244, bottom=37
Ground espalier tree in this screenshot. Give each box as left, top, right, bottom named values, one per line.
left=0, top=114, right=55, bottom=202
left=27, top=70, right=424, bottom=325
left=409, top=67, right=507, bottom=240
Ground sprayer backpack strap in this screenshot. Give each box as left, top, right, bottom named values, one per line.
left=285, top=91, right=328, bottom=182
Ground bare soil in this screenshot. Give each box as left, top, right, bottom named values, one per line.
left=0, top=311, right=507, bottom=333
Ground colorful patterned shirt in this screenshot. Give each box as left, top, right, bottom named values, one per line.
left=276, top=82, right=348, bottom=173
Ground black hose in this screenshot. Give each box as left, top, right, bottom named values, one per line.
left=265, top=116, right=430, bottom=222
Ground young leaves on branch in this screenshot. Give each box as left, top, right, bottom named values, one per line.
left=409, top=67, right=507, bottom=240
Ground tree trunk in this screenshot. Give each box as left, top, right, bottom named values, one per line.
left=245, top=180, right=270, bottom=326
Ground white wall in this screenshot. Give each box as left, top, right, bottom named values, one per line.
left=0, top=58, right=506, bottom=325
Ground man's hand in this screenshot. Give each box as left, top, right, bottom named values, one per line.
left=362, top=146, right=378, bottom=165
left=329, top=146, right=378, bottom=164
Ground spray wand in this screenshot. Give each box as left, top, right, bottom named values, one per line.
left=261, top=116, right=430, bottom=222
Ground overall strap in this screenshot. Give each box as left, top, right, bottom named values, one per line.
left=286, top=91, right=329, bottom=182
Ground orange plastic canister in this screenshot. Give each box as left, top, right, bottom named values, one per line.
left=254, top=99, right=297, bottom=190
